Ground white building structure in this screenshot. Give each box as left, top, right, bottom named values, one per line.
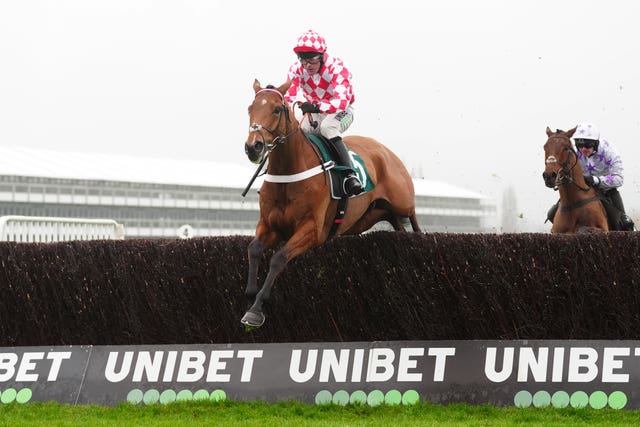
left=0, top=146, right=496, bottom=238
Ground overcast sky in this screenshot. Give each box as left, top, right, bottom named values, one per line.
left=1, top=1, right=639, bottom=232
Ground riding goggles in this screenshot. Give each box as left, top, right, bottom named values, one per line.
left=575, top=139, right=597, bottom=149
left=298, top=54, right=322, bottom=65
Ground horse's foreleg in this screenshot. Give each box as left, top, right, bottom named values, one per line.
left=246, top=228, right=279, bottom=305
left=241, top=246, right=289, bottom=328
left=245, top=237, right=263, bottom=304
left=241, top=224, right=318, bottom=328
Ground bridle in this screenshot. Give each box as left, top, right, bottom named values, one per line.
left=545, top=135, right=591, bottom=192
left=248, top=88, right=299, bottom=156
left=241, top=88, right=326, bottom=196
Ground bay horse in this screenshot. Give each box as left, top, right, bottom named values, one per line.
left=542, top=126, right=608, bottom=233
left=241, top=79, right=421, bottom=327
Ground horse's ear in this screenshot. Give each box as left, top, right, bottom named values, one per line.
left=253, top=79, right=262, bottom=94
left=276, top=80, right=292, bottom=96
left=566, top=126, right=577, bottom=138
left=546, top=126, right=553, bottom=136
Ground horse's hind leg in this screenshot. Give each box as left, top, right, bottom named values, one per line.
left=344, top=208, right=391, bottom=234
left=377, top=207, right=422, bottom=232
left=391, top=214, right=421, bottom=232
left=409, top=213, right=421, bottom=232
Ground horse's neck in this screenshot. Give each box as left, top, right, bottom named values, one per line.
left=267, top=130, right=317, bottom=175
left=559, top=162, right=595, bottom=202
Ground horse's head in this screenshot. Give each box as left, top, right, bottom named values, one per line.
left=244, top=79, right=294, bottom=164
left=542, top=126, right=577, bottom=188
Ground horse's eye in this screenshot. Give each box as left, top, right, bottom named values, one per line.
left=247, top=106, right=252, bottom=115
left=274, top=106, right=283, bottom=114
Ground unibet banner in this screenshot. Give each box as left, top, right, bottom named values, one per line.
left=0, top=341, right=637, bottom=409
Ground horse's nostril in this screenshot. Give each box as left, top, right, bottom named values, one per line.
left=245, top=141, right=264, bottom=157
left=542, top=172, right=558, bottom=188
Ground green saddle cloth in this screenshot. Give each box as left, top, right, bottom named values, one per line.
left=306, top=134, right=375, bottom=199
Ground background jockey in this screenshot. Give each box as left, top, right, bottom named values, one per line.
left=546, top=122, right=635, bottom=231
left=284, top=29, right=363, bottom=196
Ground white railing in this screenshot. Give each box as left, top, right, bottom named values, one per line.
left=0, top=215, right=125, bottom=243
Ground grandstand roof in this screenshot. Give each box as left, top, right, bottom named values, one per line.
left=0, top=145, right=485, bottom=199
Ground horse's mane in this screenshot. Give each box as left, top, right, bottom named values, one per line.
left=265, top=85, right=276, bottom=89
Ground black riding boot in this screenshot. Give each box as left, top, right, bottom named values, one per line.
left=328, top=136, right=364, bottom=196
left=607, top=188, right=635, bottom=231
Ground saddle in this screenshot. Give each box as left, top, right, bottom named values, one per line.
left=305, top=133, right=375, bottom=199
left=549, top=193, right=628, bottom=231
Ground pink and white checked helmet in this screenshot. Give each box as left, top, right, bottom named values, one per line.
left=293, top=30, right=327, bottom=53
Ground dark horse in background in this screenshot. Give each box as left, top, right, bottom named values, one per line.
left=241, top=79, right=421, bottom=327
left=542, top=126, right=608, bottom=233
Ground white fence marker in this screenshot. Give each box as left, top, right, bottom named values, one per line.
left=0, top=215, right=125, bottom=242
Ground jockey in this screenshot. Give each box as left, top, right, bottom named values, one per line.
left=284, top=29, right=364, bottom=196
left=574, top=122, right=634, bottom=230
left=546, top=122, right=635, bottom=231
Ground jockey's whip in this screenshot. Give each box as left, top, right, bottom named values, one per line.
left=242, top=154, right=268, bottom=197
left=305, top=112, right=318, bottom=129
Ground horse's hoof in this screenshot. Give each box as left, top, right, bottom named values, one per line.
left=241, top=311, right=265, bottom=328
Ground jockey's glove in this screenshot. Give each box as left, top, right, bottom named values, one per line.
left=300, top=102, right=320, bottom=114
left=584, top=175, right=595, bottom=187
